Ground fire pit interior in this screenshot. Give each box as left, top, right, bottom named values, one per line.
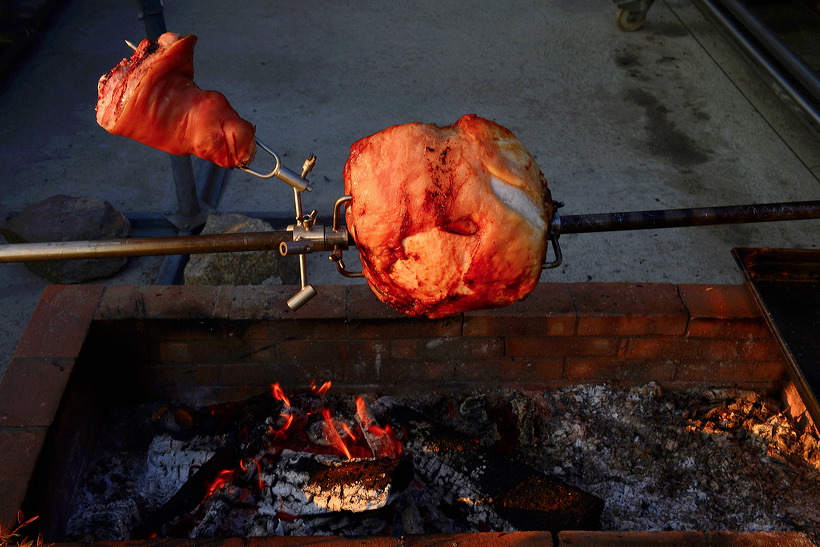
left=1, top=278, right=819, bottom=545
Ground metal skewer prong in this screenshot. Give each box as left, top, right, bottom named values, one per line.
left=241, top=138, right=313, bottom=193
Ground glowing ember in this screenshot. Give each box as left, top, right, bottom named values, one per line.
left=205, top=469, right=235, bottom=497
left=267, top=413, right=294, bottom=441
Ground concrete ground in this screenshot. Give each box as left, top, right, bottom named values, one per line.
left=0, top=0, right=818, bottom=379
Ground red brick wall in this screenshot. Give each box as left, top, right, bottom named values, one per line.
left=84, top=282, right=789, bottom=400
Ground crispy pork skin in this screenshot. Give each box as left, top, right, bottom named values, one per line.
left=344, top=114, right=552, bottom=318
left=96, top=33, right=256, bottom=169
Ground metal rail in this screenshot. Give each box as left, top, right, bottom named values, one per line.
left=698, top=0, right=820, bottom=131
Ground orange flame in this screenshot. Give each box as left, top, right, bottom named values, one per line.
left=356, top=395, right=402, bottom=458
left=355, top=396, right=369, bottom=424
left=340, top=421, right=357, bottom=442
left=238, top=458, right=266, bottom=491
left=371, top=424, right=402, bottom=458
left=267, top=413, right=294, bottom=440
left=322, top=408, right=352, bottom=459
left=271, top=382, right=291, bottom=407
left=311, top=380, right=333, bottom=399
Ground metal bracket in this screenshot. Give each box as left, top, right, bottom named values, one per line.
left=329, top=196, right=363, bottom=278
left=543, top=201, right=564, bottom=270
left=240, top=138, right=313, bottom=193
left=280, top=155, right=320, bottom=310
left=542, top=233, right=563, bottom=270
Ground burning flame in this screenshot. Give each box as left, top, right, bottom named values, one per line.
left=321, top=408, right=353, bottom=459
left=356, top=396, right=402, bottom=459
left=268, top=383, right=403, bottom=460
left=267, top=413, right=295, bottom=441
left=206, top=381, right=403, bottom=502
left=239, top=458, right=266, bottom=490
left=311, top=380, right=333, bottom=399
left=271, top=382, right=291, bottom=407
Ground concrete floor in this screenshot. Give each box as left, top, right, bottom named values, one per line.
left=0, top=0, right=818, bottom=378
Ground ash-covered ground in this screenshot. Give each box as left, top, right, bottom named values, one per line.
left=518, top=383, right=820, bottom=534
left=67, top=383, right=820, bottom=540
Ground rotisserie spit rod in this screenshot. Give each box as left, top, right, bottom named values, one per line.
left=0, top=231, right=296, bottom=262
left=0, top=199, right=818, bottom=264
left=554, top=199, right=820, bottom=234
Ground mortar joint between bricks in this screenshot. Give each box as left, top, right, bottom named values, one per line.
left=675, top=284, right=695, bottom=337
left=567, top=284, right=581, bottom=337
left=343, top=286, right=351, bottom=323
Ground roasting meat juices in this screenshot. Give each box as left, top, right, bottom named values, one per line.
left=345, top=115, right=552, bottom=318
left=96, top=33, right=256, bottom=169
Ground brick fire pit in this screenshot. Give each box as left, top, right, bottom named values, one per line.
left=0, top=282, right=815, bottom=546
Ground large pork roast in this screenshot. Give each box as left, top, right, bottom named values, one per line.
left=344, top=114, right=552, bottom=318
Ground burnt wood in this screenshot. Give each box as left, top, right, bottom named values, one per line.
left=134, top=393, right=284, bottom=538
left=389, top=404, right=604, bottom=533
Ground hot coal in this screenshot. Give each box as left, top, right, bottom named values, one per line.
left=65, top=383, right=820, bottom=541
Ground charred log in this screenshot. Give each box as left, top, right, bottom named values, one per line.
left=135, top=441, right=241, bottom=538
left=189, top=484, right=242, bottom=538
left=135, top=393, right=285, bottom=538
left=389, top=404, right=604, bottom=533
left=265, top=449, right=411, bottom=516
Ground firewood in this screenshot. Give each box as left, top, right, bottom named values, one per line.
left=265, top=449, right=410, bottom=516
left=135, top=393, right=285, bottom=538
left=389, top=404, right=604, bottom=533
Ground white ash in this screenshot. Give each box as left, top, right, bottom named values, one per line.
left=508, top=382, right=820, bottom=534
left=401, top=419, right=513, bottom=531
left=65, top=498, right=141, bottom=541
left=65, top=383, right=820, bottom=540
left=144, top=434, right=224, bottom=505
left=189, top=484, right=243, bottom=538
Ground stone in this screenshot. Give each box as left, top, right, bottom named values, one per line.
left=0, top=194, right=131, bottom=283
left=183, top=214, right=299, bottom=286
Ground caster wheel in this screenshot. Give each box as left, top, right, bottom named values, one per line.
left=616, top=8, right=646, bottom=31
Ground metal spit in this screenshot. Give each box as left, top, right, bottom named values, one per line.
left=1, top=144, right=819, bottom=310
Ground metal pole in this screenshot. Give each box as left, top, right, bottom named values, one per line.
left=137, top=0, right=166, bottom=40
left=136, top=0, right=204, bottom=226
left=0, top=201, right=817, bottom=263
left=698, top=0, right=820, bottom=130
left=0, top=232, right=293, bottom=263
left=557, top=200, right=820, bottom=234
